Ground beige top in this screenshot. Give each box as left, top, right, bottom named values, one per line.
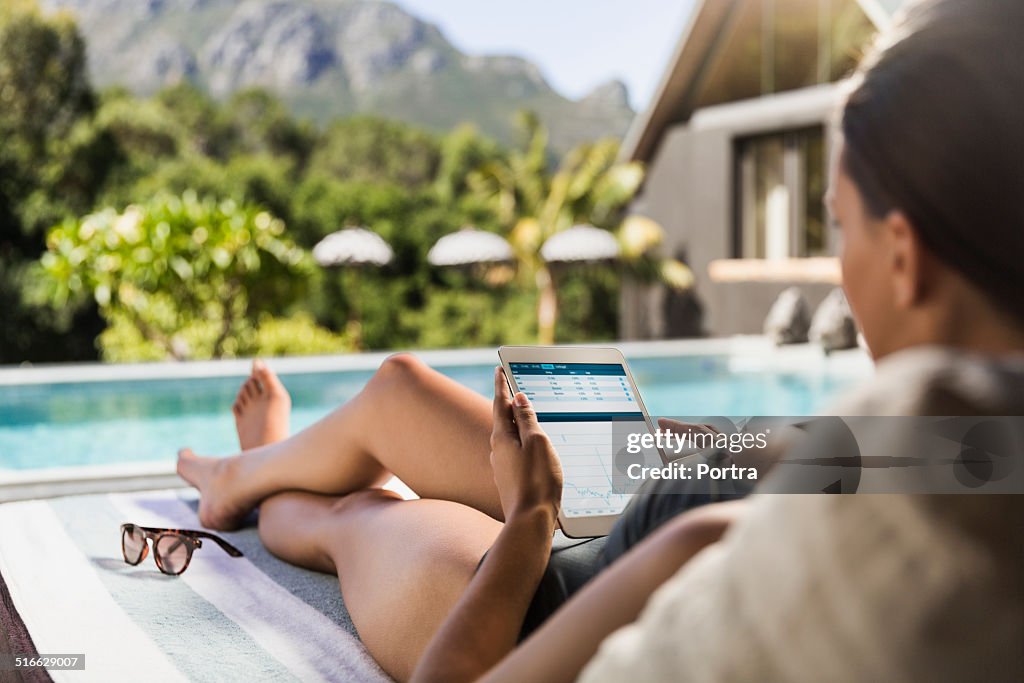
left=579, top=348, right=1024, bottom=683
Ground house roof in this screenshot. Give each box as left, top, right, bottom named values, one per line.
left=621, top=0, right=901, bottom=164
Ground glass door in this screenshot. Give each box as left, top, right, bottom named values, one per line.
left=735, top=126, right=826, bottom=259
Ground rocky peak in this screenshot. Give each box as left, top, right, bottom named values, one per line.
left=39, top=0, right=636, bottom=151
left=463, top=54, right=547, bottom=85
left=130, top=35, right=198, bottom=88
left=201, top=0, right=337, bottom=95
left=336, top=1, right=432, bottom=92
left=578, top=79, right=631, bottom=114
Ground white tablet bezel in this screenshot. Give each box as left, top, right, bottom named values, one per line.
left=497, top=346, right=666, bottom=538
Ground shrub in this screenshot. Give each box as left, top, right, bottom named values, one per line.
left=38, top=191, right=311, bottom=360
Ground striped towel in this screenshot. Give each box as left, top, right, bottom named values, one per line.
left=0, top=490, right=391, bottom=683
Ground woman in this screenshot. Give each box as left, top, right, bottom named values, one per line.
left=178, top=1, right=1024, bottom=680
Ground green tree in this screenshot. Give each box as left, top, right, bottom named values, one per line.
left=434, top=123, right=507, bottom=202
left=0, top=0, right=94, bottom=224
left=308, top=117, right=442, bottom=189
left=36, top=192, right=313, bottom=360
left=0, top=0, right=111, bottom=363
left=153, top=82, right=236, bottom=160
left=88, top=92, right=188, bottom=206
left=225, top=88, right=317, bottom=167
left=290, top=176, right=458, bottom=349
left=469, top=112, right=692, bottom=344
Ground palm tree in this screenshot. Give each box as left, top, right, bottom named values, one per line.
left=467, top=111, right=692, bottom=344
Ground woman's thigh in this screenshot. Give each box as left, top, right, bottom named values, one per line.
left=259, top=490, right=503, bottom=682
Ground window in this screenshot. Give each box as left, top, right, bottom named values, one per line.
left=734, top=127, right=827, bottom=259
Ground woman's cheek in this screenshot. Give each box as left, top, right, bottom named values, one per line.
left=839, top=230, right=875, bottom=354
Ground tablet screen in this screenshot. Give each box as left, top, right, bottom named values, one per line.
left=508, top=362, right=660, bottom=518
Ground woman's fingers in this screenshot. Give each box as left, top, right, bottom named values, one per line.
left=489, top=369, right=563, bottom=520
left=492, top=366, right=518, bottom=444
left=494, top=365, right=511, bottom=402
left=511, top=391, right=543, bottom=445
left=492, top=367, right=549, bottom=446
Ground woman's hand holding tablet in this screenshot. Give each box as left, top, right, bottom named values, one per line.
left=497, top=346, right=666, bottom=538
left=489, top=366, right=563, bottom=523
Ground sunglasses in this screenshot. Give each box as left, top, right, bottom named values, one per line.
left=120, top=523, right=244, bottom=575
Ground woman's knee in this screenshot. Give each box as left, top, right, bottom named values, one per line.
left=258, top=492, right=328, bottom=538
left=375, top=353, right=428, bottom=384
left=259, top=489, right=399, bottom=532
left=258, top=491, right=303, bottom=528
left=257, top=492, right=335, bottom=570
left=258, top=489, right=403, bottom=571
left=357, top=354, right=435, bottom=413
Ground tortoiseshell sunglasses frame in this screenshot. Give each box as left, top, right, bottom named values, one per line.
left=120, top=523, right=244, bottom=576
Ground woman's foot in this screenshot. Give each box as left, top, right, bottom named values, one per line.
left=233, top=359, right=291, bottom=450
left=176, top=448, right=254, bottom=530
left=176, top=360, right=292, bottom=530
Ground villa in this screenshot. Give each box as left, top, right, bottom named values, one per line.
left=619, top=0, right=904, bottom=338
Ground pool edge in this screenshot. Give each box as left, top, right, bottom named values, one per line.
left=0, top=336, right=869, bottom=386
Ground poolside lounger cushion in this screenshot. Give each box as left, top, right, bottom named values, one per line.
left=0, top=490, right=392, bottom=683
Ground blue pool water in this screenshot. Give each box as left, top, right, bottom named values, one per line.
left=0, top=354, right=864, bottom=471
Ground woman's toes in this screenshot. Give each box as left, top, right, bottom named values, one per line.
left=176, top=448, right=199, bottom=483
left=234, top=360, right=290, bottom=450
left=252, top=359, right=287, bottom=398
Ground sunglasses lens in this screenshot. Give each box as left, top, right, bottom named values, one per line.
left=155, top=535, right=191, bottom=575
left=122, top=526, right=146, bottom=564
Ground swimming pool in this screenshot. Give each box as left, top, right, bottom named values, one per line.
left=0, top=339, right=870, bottom=474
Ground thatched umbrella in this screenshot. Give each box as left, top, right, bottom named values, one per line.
left=312, top=227, right=393, bottom=347
left=427, top=227, right=513, bottom=267
left=540, top=224, right=621, bottom=263
left=530, top=224, right=621, bottom=344
left=313, top=227, right=394, bottom=267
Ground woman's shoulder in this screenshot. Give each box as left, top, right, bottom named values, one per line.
left=831, top=345, right=1024, bottom=416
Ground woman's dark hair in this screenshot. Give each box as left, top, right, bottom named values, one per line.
left=841, top=0, right=1024, bottom=323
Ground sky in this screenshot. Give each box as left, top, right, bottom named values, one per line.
left=393, top=0, right=698, bottom=111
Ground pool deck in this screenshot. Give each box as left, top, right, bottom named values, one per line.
left=0, top=337, right=870, bottom=503
left=0, top=465, right=183, bottom=503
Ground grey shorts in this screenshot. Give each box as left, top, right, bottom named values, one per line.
left=514, top=474, right=755, bottom=640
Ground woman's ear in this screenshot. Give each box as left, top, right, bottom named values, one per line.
left=882, top=210, right=928, bottom=310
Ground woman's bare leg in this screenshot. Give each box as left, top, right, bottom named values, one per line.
left=188, top=358, right=505, bottom=680
left=257, top=490, right=503, bottom=682
left=177, top=354, right=502, bottom=529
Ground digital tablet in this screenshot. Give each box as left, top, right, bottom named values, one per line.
left=498, top=346, right=666, bottom=538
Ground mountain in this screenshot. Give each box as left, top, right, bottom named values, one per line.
left=40, top=0, right=636, bottom=151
